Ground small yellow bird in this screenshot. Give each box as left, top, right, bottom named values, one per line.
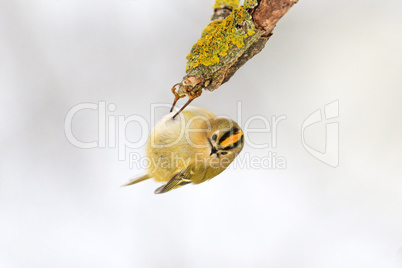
left=123, top=106, right=244, bottom=194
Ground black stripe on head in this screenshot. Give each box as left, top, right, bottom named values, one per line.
left=222, top=135, right=244, bottom=151
left=218, top=126, right=240, bottom=144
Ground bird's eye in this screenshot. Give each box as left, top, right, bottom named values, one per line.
left=221, top=152, right=228, bottom=155
left=212, top=134, right=217, bottom=141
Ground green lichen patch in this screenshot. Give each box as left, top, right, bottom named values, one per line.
left=212, top=0, right=240, bottom=10
left=185, top=5, right=258, bottom=71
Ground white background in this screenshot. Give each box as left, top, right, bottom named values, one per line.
left=1, top=0, right=401, bottom=267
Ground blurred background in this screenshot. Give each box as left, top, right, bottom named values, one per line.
left=1, top=0, right=401, bottom=267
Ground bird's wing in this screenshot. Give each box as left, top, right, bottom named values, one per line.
left=154, top=169, right=192, bottom=194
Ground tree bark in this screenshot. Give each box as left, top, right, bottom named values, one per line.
left=172, top=0, right=298, bottom=112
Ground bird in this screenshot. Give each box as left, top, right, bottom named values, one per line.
left=122, top=106, right=244, bottom=194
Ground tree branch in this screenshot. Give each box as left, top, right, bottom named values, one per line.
left=211, top=0, right=239, bottom=21
left=172, top=0, right=298, bottom=109
left=252, top=0, right=298, bottom=34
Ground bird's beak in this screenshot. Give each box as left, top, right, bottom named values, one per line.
left=210, top=147, right=217, bottom=156
left=207, top=138, right=217, bottom=156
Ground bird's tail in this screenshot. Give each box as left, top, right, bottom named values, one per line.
left=121, top=174, right=151, bottom=187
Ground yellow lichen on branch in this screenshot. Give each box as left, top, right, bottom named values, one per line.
left=170, top=0, right=298, bottom=116
left=244, top=0, right=258, bottom=9
left=212, top=0, right=240, bottom=10
left=186, top=5, right=256, bottom=71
